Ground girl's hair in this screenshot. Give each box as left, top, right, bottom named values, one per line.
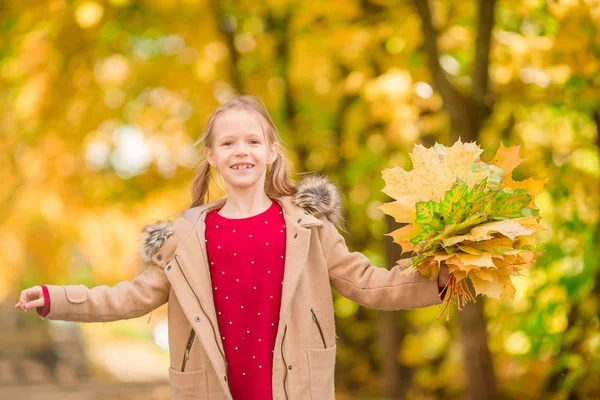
left=190, top=95, right=297, bottom=207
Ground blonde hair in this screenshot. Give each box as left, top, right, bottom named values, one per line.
left=190, top=95, right=297, bottom=207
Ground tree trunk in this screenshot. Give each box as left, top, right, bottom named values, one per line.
left=412, top=1, right=499, bottom=398
left=457, top=299, right=498, bottom=400
left=543, top=110, right=600, bottom=397
left=376, top=214, right=413, bottom=399
left=377, top=311, right=405, bottom=398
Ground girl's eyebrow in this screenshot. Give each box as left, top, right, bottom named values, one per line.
left=219, top=133, right=263, bottom=140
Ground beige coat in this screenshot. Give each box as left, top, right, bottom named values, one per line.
left=40, top=175, right=443, bottom=400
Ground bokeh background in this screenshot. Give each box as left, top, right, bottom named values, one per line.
left=1, top=0, right=599, bottom=399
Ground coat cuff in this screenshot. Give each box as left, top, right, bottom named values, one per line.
left=38, top=285, right=70, bottom=320
left=36, top=285, right=51, bottom=317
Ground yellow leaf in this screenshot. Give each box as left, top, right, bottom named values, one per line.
left=457, top=244, right=482, bottom=255
left=492, top=257, right=529, bottom=275
left=469, top=273, right=504, bottom=299
left=516, top=250, right=537, bottom=264
left=497, top=269, right=517, bottom=300
left=470, top=218, right=536, bottom=240
left=386, top=224, right=421, bottom=253
left=378, top=198, right=417, bottom=224
left=449, top=268, right=468, bottom=281
left=442, top=233, right=490, bottom=247
left=514, top=234, right=537, bottom=249
left=433, top=254, right=475, bottom=275
left=498, top=249, right=537, bottom=265
left=468, top=237, right=515, bottom=253
left=471, top=268, right=495, bottom=283
left=433, top=254, right=457, bottom=263
left=454, top=253, right=497, bottom=268
left=443, top=220, right=532, bottom=246
left=513, top=217, right=546, bottom=232
left=440, top=254, right=495, bottom=275
left=381, top=139, right=490, bottom=207
left=414, top=256, right=439, bottom=280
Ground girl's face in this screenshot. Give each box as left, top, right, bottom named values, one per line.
left=204, top=109, right=278, bottom=192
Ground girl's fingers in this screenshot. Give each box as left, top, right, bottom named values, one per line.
left=25, top=297, right=44, bottom=311
left=19, top=291, right=28, bottom=310
left=18, top=286, right=42, bottom=312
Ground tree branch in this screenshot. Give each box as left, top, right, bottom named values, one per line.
left=412, top=0, right=462, bottom=110
left=472, top=0, right=496, bottom=108
left=207, top=0, right=243, bottom=91
left=412, top=0, right=471, bottom=140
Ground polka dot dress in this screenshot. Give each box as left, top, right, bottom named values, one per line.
left=206, top=199, right=286, bottom=400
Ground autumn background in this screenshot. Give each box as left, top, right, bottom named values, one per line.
left=1, top=0, right=599, bottom=399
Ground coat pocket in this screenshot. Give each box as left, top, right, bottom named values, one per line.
left=64, top=285, right=87, bottom=304
left=307, top=344, right=336, bottom=400
left=168, top=367, right=208, bottom=400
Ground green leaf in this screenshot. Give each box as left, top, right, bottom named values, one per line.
left=471, top=191, right=495, bottom=215
left=466, top=177, right=489, bottom=204
left=415, top=201, right=446, bottom=231
left=441, top=179, right=469, bottom=223
left=434, top=213, right=489, bottom=247
left=415, top=201, right=438, bottom=224
left=410, top=224, right=437, bottom=245
left=491, top=188, right=532, bottom=219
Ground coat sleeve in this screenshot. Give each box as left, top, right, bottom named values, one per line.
left=39, top=262, right=170, bottom=323
left=318, top=218, right=443, bottom=311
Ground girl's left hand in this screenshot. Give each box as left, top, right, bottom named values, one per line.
left=438, top=265, right=450, bottom=289
left=15, top=285, right=44, bottom=312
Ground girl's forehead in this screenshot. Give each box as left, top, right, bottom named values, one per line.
left=213, top=109, right=266, bottom=138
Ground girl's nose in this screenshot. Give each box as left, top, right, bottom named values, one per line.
left=234, top=146, right=249, bottom=156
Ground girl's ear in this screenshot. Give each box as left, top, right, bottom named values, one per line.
left=204, top=147, right=215, bottom=167
left=268, top=142, right=279, bottom=165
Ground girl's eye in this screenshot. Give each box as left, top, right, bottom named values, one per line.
left=223, top=140, right=259, bottom=146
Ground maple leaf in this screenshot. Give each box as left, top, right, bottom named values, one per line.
left=379, top=139, right=491, bottom=222
left=490, top=143, right=525, bottom=178
left=380, top=140, right=546, bottom=321
left=491, top=143, right=547, bottom=208
left=385, top=223, right=421, bottom=253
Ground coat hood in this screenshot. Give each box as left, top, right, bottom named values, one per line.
left=140, top=174, right=344, bottom=263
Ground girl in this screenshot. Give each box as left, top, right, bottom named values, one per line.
left=16, top=95, right=449, bottom=400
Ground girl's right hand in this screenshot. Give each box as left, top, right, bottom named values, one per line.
left=15, top=286, right=44, bottom=312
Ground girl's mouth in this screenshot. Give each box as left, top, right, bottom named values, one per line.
left=231, top=165, right=254, bottom=170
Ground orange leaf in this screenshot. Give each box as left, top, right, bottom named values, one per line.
left=386, top=224, right=420, bottom=253
left=491, top=143, right=525, bottom=177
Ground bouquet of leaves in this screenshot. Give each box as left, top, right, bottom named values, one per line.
left=380, top=140, right=547, bottom=320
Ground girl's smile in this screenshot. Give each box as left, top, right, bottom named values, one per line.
left=231, top=164, right=254, bottom=170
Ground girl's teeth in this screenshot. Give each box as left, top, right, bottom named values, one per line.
left=233, top=165, right=253, bottom=170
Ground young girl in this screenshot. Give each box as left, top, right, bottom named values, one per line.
left=16, top=95, right=449, bottom=400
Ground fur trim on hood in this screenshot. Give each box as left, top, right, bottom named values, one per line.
left=139, top=174, right=343, bottom=263
left=291, top=174, right=344, bottom=229
left=139, top=220, right=174, bottom=264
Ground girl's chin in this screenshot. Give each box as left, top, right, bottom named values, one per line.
left=228, top=165, right=264, bottom=175
left=225, top=170, right=266, bottom=186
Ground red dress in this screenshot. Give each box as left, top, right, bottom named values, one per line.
left=205, top=199, right=286, bottom=400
